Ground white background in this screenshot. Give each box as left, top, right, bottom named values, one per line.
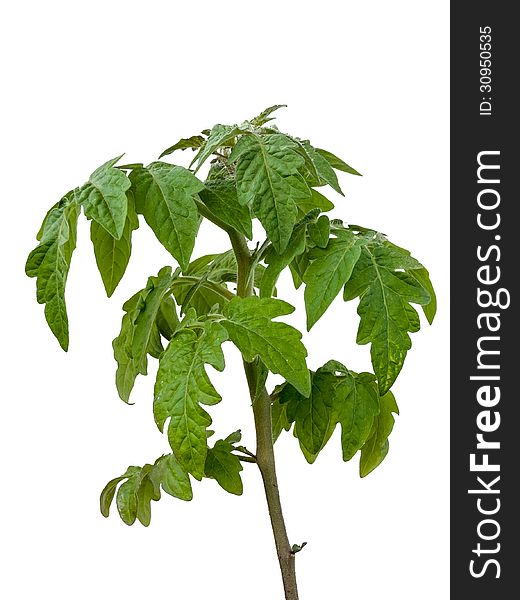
left=1, top=1, right=449, bottom=598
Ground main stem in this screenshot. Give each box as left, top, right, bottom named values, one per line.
left=230, top=230, right=299, bottom=600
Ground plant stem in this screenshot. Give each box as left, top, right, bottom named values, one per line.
left=236, top=454, right=257, bottom=464
left=247, top=367, right=299, bottom=600
left=230, top=231, right=299, bottom=600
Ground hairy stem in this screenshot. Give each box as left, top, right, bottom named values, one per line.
left=230, top=231, right=299, bottom=600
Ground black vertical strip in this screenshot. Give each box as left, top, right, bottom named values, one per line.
left=451, top=3, right=517, bottom=597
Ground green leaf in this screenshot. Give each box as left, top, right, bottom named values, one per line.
left=249, top=104, right=287, bottom=126
left=359, top=390, right=399, bottom=477
left=175, top=282, right=231, bottom=317
left=146, top=321, right=164, bottom=359
left=206, top=161, right=234, bottom=182
left=205, top=437, right=243, bottom=495
left=184, top=253, right=221, bottom=275
left=298, top=141, right=344, bottom=195
left=156, top=296, right=180, bottom=340
left=35, top=200, right=61, bottom=241
left=172, top=251, right=270, bottom=316
left=25, top=195, right=79, bottom=350
left=100, top=474, right=128, bottom=518
left=291, top=368, right=339, bottom=462
left=159, top=135, right=206, bottom=159
left=151, top=454, right=193, bottom=501
left=408, top=267, right=437, bottom=324
left=271, top=397, right=294, bottom=442
left=199, top=180, right=253, bottom=239
left=316, top=148, right=362, bottom=176
left=277, top=362, right=380, bottom=464
left=288, top=251, right=310, bottom=290
left=90, top=190, right=139, bottom=297
left=115, top=466, right=143, bottom=525
left=343, top=240, right=432, bottom=393
left=101, top=454, right=192, bottom=526
left=130, top=162, right=203, bottom=270
left=222, top=297, right=310, bottom=396
left=154, top=321, right=228, bottom=479
left=334, top=369, right=380, bottom=461
left=304, top=230, right=362, bottom=329
left=229, top=133, right=309, bottom=252
left=113, top=267, right=175, bottom=402
left=296, top=188, right=334, bottom=215
left=136, top=473, right=159, bottom=527
left=187, top=251, right=236, bottom=279
left=260, top=224, right=307, bottom=298
left=307, top=215, right=330, bottom=249
left=191, top=124, right=244, bottom=170
left=172, top=264, right=232, bottom=316
left=76, top=156, right=130, bottom=239
left=225, top=430, right=242, bottom=444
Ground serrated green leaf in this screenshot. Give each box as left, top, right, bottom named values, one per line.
left=277, top=363, right=381, bottom=464
left=343, top=241, right=432, bottom=393
left=154, top=321, right=228, bottom=479
left=359, top=390, right=399, bottom=477
left=199, top=180, right=252, bottom=239
left=159, top=135, right=206, bottom=159
left=249, top=104, right=287, bottom=126
left=260, top=224, right=306, bottom=298
left=205, top=438, right=243, bottom=495
left=308, top=215, right=330, bottom=248
left=113, top=267, right=175, bottom=402
left=130, top=162, right=203, bottom=270
left=316, top=148, right=362, bottom=176
left=377, top=240, right=436, bottom=326
left=222, top=297, right=310, bottom=396
left=229, top=133, right=309, bottom=252
left=90, top=190, right=139, bottom=297
left=26, top=195, right=79, bottom=350
left=304, top=230, right=362, bottom=329
left=76, top=156, right=130, bottom=239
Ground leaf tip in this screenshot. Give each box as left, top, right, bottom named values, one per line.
left=305, top=316, right=315, bottom=332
